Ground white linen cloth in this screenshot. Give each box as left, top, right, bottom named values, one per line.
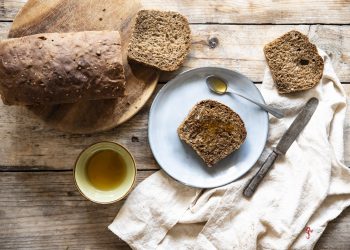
left=109, top=49, right=350, bottom=249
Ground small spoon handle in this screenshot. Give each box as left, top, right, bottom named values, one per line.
left=227, top=88, right=284, bottom=118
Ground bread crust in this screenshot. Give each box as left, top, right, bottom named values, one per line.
left=264, top=30, right=324, bottom=94
left=177, top=100, right=247, bottom=167
left=0, top=31, right=125, bottom=105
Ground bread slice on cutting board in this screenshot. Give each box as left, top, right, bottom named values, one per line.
left=127, top=10, right=191, bottom=72
left=264, top=30, right=324, bottom=94
left=177, top=100, right=247, bottom=167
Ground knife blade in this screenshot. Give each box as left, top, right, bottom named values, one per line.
left=243, top=97, right=319, bottom=198
left=275, top=97, right=319, bottom=155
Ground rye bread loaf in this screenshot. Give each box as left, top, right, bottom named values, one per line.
left=177, top=100, right=247, bottom=167
left=264, top=30, right=324, bottom=94
left=0, top=31, right=125, bottom=105
left=127, top=10, right=191, bottom=72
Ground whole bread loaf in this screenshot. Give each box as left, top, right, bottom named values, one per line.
left=0, top=31, right=125, bottom=105
left=178, top=100, right=247, bottom=167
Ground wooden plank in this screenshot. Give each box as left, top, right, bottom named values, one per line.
left=316, top=208, right=350, bottom=249
left=145, top=0, right=350, bottom=24
left=161, top=25, right=350, bottom=82
left=0, top=1, right=348, bottom=249
left=0, top=86, right=161, bottom=171
left=0, top=24, right=349, bottom=82
left=0, top=171, right=348, bottom=249
left=2, top=0, right=350, bottom=24
left=0, top=22, right=11, bottom=38
left=0, top=171, right=153, bottom=249
left=0, top=0, right=26, bottom=21
left=0, top=84, right=350, bottom=171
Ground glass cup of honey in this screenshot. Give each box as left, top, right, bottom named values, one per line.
left=74, top=141, right=136, bottom=204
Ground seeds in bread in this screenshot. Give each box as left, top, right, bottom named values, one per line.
left=0, top=31, right=125, bottom=105
left=177, top=100, right=247, bottom=167
left=128, top=10, right=191, bottom=72
left=264, top=30, right=324, bottom=94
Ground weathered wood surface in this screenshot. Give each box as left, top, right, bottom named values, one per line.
left=0, top=22, right=11, bottom=37
left=0, top=171, right=151, bottom=249
left=0, top=171, right=348, bottom=249
left=0, top=0, right=349, bottom=249
left=0, top=84, right=350, bottom=171
left=316, top=208, right=350, bottom=249
left=0, top=24, right=349, bottom=82
left=1, top=0, right=350, bottom=23
left=170, top=24, right=350, bottom=83
left=0, top=85, right=161, bottom=171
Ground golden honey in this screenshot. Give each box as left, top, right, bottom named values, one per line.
left=211, top=77, right=227, bottom=93
left=86, top=150, right=127, bottom=191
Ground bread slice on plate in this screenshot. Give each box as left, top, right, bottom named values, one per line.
left=128, top=10, right=191, bottom=72
left=177, top=100, right=247, bottom=167
left=264, top=30, right=324, bottom=94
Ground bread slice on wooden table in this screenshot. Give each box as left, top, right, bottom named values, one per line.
left=128, top=10, right=191, bottom=71
left=177, top=100, right=247, bottom=167
left=0, top=31, right=125, bottom=105
left=264, top=30, right=324, bottom=94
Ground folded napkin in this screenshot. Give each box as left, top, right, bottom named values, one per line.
left=109, top=49, right=350, bottom=249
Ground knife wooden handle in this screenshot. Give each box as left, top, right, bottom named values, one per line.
left=243, top=150, right=279, bottom=198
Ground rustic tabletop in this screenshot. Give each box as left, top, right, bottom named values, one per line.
left=0, top=0, right=349, bottom=249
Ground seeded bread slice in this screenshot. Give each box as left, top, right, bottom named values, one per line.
left=177, top=100, right=247, bottom=167
left=128, top=10, right=191, bottom=71
left=264, top=30, right=324, bottom=94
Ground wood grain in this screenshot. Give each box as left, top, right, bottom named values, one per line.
left=1, top=0, right=350, bottom=24
left=0, top=0, right=26, bottom=21
left=316, top=208, right=350, bottom=249
left=0, top=84, right=349, bottom=171
left=8, top=0, right=159, bottom=133
left=0, top=171, right=152, bottom=249
left=161, top=25, right=350, bottom=82
left=0, top=1, right=349, bottom=249
left=0, top=23, right=349, bottom=82
left=0, top=171, right=348, bottom=250
left=0, top=86, right=162, bottom=170
left=0, top=22, right=11, bottom=38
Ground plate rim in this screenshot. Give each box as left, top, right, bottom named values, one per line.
left=148, top=66, right=269, bottom=188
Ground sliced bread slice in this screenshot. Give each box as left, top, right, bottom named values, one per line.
left=177, top=100, right=247, bottom=167
left=127, top=10, right=191, bottom=71
left=264, top=30, right=324, bottom=94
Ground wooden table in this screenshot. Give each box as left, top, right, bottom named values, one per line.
left=0, top=1, right=349, bottom=249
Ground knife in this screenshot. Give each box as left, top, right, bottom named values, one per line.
left=243, top=97, right=319, bottom=198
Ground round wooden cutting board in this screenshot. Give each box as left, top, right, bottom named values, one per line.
left=8, top=0, right=159, bottom=133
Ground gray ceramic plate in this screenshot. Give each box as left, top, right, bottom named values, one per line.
left=148, top=67, right=268, bottom=188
